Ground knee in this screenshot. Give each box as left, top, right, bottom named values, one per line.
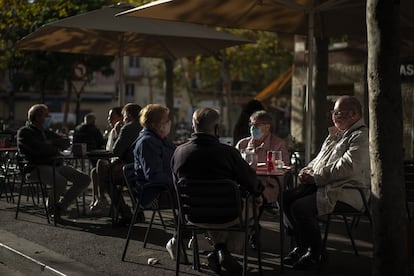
left=80, top=173, right=91, bottom=188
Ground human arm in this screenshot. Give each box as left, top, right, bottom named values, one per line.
left=17, top=127, right=60, bottom=159
left=231, top=147, right=264, bottom=197
left=135, top=136, right=175, bottom=185
left=313, top=127, right=369, bottom=187
left=113, top=123, right=140, bottom=159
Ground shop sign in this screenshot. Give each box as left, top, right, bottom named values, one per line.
left=401, top=61, right=414, bottom=82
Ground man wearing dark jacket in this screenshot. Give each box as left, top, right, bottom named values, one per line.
left=17, top=104, right=90, bottom=219
left=171, top=107, right=264, bottom=274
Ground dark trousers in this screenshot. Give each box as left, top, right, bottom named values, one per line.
left=283, top=184, right=321, bottom=255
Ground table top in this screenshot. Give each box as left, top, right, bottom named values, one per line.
left=0, top=147, right=17, bottom=152
left=255, top=165, right=291, bottom=176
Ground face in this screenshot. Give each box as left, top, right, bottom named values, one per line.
left=122, top=109, right=130, bottom=124
left=107, top=110, right=122, bottom=128
left=331, top=99, right=359, bottom=131
left=249, top=119, right=270, bottom=139
left=155, top=112, right=171, bottom=138
left=38, top=107, right=48, bottom=123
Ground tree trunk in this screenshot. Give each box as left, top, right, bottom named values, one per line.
left=367, top=1, right=408, bottom=275
left=313, top=36, right=329, bottom=153
left=164, top=59, right=175, bottom=137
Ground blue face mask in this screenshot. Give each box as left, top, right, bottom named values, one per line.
left=42, top=117, right=51, bottom=130
left=250, top=125, right=263, bottom=139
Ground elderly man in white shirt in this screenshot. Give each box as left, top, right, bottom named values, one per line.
left=282, top=96, right=370, bottom=270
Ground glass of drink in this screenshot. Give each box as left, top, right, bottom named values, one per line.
left=267, top=150, right=276, bottom=172
left=274, top=150, right=283, bottom=169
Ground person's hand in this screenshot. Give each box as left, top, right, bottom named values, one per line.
left=114, top=121, right=123, bottom=135
left=299, top=168, right=315, bottom=185
left=254, top=194, right=264, bottom=207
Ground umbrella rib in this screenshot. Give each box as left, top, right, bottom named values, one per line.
left=230, top=0, right=263, bottom=27
left=316, top=0, right=364, bottom=12
left=269, top=0, right=306, bottom=11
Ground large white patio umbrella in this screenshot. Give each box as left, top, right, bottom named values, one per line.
left=15, top=3, right=250, bottom=115
left=118, top=0, right=414, bottom=162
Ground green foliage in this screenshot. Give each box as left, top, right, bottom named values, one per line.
left=0, top=0, right=118, bottom=95
left=187, top=30, right=292, bottom=95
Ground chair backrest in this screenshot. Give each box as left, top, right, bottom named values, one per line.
left=176, top=178, right=243, bottom=225
left=405, top=160, right=414, bottom=203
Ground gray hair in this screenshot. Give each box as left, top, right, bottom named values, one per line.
left=84, top=113, right=96, bottom=124
left=250, top=110, right=272, bottom=124
left=27, top=104, right=48, bottom=123
left=192, top=108, right=220, bottom=133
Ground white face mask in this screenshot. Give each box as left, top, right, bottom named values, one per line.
left=159, top=120, right=171, bottom=137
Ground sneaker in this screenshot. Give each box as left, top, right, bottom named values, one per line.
left=206, top=251, right=221, bottom=274
left=89, top=198, right=110, bottom=216
left=166, top=237, right=188, bottom=263
left=217, top=248, right=242, bottom=274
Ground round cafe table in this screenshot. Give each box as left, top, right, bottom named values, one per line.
left=256, top=164, right=292, bottom=273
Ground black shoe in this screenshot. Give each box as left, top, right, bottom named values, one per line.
left=293, top=249, right=321, bottom=270
left=283, top=247, right=305, bottom=266
left=206, top=251, right=221, bottom=274
left=249, top=234, right=257, bottom=250
left=218, top=249, right=242, bottom=274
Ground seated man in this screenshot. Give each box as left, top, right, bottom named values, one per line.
left=17, top=104, right=91, bottom=220
left=171, top=107, right=264, bottom=274
left=283, top=96, right=370, bottom=270
left=73, top=112, right=105, bottom=167
left=89, top=106, right=123, bottom=213
left=108, top=103, right=142, bottom=224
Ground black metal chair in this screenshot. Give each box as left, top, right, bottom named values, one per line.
left=320, top=186, right=371, bottom=256
left=405, top=160, right=414, bottom=221
left=121, top=163, right=177, bottom=261
left=174, top=178, right=262, bottom=276
left=15, top=154, right=50, bottom=224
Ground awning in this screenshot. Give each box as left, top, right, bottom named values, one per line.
left=255, top=67, right=292, bottom=101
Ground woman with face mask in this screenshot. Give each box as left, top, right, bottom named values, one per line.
left=235, top=110, right=290, bottom=248
left=132, top=104, right=176, bottom=207
left=235, top=110, right=290, bottom=201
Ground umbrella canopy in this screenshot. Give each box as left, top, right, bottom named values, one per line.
left=15, top=3, right=251, bottom=107
left=118, top=0, right=367, bottom=37
left=119, top=0, right=414, bottom=162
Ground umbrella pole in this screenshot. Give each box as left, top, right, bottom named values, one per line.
left=118, top=55, right=125, bottom=106
left=305, top=5, right=315, bottom=164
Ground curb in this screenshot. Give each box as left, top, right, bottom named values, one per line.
left=0, top=230, right=101, bottom=276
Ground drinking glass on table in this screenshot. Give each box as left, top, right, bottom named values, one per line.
left=242, top=147, right=258, bottom=170
left=274, top=150, right=284, bottom=169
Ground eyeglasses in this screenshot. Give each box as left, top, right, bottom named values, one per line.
left=249, top=122, right=267, bottom=127
left=330, top=110, right=351, bottom=116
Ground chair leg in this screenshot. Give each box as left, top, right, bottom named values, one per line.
left=255, top=221, right=263, bottom=275
left=175, top=221, right=182, bottom=276
left=157, top=210, right=167, bottom=230
left=192, top=233, right=200, bottom=271
left=342, top=215, right=359, bottom=256
left=143, top=210, right=157, bottom=248
left=15, top=179, right=24, bottom=219
left=122, top=204, right=141, bottom=261
left=322, top=215, right=331, bottom=251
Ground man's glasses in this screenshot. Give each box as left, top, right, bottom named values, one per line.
left=330, top=110, right=351, bottom=117
left=249, top=122, right=267, bottom=127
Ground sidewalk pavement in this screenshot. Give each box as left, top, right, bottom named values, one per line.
left=0, top=196, right=407, bottom=276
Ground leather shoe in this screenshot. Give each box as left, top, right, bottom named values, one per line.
left=293, top=249, right=321, bottom=270
left=206, top=251, right=221, bottom=274
left=283, top=247, right=305, bottom=266
left=217, top=249, right=242, bottom=274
